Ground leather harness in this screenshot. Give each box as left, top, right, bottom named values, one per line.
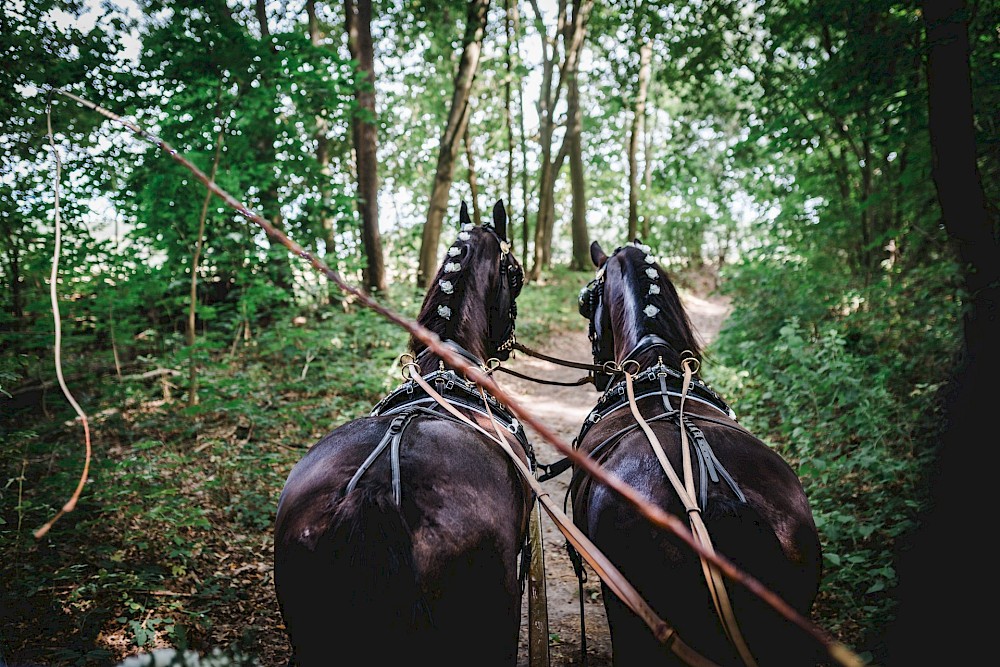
left=348, top=341, right=537, bottom=593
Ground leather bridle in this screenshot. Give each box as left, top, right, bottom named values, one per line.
left=486, top=229, right=524, bottom=361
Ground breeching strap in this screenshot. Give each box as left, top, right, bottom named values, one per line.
left=623, top=361, right=757, bottom=667
left=404, top=365, right=722, bottom=667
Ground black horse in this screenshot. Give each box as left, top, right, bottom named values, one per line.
left=570, top=240, right=823, bottom=667
left=273, top=201, right=532, bottom=667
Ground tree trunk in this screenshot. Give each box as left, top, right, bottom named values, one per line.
left=628, top=40, right=652, bottom=241
left=308, top=0, right=340, bottom=302
left=187, top=127, right=226, bottom=407
left=464, top=125, right=483, bottom=226
left=567, top=69, right=589, bottom=271
left=504, top=0, right=515, bottom=246
left=887, top=2, right=998, bottom=663
left=416, top=0, right=491, bottom=288
left=254, top=0, right=293, bottom=297
left=642, top=89, right=657, bottom=239
left=528, top=0, right=593, bottom=281
left=345, top=0, right=387, bottom=293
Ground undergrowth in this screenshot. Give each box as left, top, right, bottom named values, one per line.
left=0, top=270, right=586, bottom=667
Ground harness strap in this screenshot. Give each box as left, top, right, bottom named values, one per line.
left=345, top=413, right=410, bottom=504
left=404, top=363, right=723, bottom=667
left=677, top=363, right=757, bottom=667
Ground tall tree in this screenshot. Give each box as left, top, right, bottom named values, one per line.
left=566, top=49, right=590, bottom=271
left=416, top=0, right=491, bottom=288
left=307, top=0, right=340, bottom=299
left=463, top=126, right=484, bottom=226
left=527, top=0, right=593, bottom=281
left=627, top=38, right=652, bottom=240
left=253, top=0, right=295, bottom=297
left=886, top=0, right=998, bottom=662
left=345, top=0, right=387, bottom=293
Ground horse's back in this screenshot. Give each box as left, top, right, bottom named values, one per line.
left=575, top=416, right=823, bottom=666
left=273, top=415, right=529, bottom=667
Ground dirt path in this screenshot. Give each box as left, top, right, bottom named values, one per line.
left=506, top=289, right=733, bottom=666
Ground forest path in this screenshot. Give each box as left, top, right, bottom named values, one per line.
left=506, top=287, right=733, bottom=666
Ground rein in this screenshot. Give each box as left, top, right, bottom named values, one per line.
left=512, top=341, right=606, bottom=373
left=479, top=341, right=602, bottom=387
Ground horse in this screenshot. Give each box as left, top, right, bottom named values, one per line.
left=569, top=240, right=823, bottom=667
left=272, top=200, right=532, bottom=667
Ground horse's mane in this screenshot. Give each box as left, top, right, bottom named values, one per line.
left=409, top=225, right=501, bottom=367
left=606, top=244, right=702, bottom=366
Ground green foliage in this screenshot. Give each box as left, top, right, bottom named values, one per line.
left=514, top=266, right=591, bottom=342
left=706, top=246, right=959, bottom=652
left=1, top=0, right=990, bottom=664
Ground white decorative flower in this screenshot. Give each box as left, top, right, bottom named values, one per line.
left=437, top=305, right=452, bottom=319
left=645, top=267, right=657, bottom=279
left=461, top=223, right=474, bottom=231
left=648, top=284, right=660, bottom=295
left=444, top=262, right=462, bottom=273
left=448, top=246, right=462, bottom=257
left=645, top=255, right=655, bottom=264
left=457, top=231, right=471, bottom=241
left=439, top=279, right=454, bottom=294
left=644, top=304, right=660, bottom=318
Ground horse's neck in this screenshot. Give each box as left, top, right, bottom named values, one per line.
left=611, top=288, right=645, bottom=366
left=611, top=295, right=688, bottom=371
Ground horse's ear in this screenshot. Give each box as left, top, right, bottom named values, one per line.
left=492, top=200, right=508, bottom=240
left=459, top=201, right=471, bottom=227
left=590, top=241, right=608, bottom=268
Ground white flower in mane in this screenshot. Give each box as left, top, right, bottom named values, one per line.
left=458, top=231, right=471, bottom=241
left=644, top=304, right=660, bottom=318
left=631, top=242, right=651, bottom=253
left=444, top=262, right=462, bottom=273
left=448, top=246, right=462, bottom=257
left=645, top=267, right=657, bottom=279
left=648, top=284, right=660, bottom=295
left=437, top=305, right=452, bottom=320
left=645, top=255, right=656, bottom=264
left=461, top=223, right=474, bottom=231
left=439, top=279, right=454, bottom=294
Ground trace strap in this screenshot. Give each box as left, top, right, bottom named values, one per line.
left=403, top=362, right=723, bottom=667
left=623, top=361, right=758, bottom=667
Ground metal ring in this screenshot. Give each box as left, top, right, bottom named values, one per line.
left=602, top=360, right=619, bottom=375
left=620, top=359, right=641, bottom=375
left=680, top=355, right=700, bottom=374
left=399, top=353, right=416, bottom=379
left=486, top=357, right=501, bottom=371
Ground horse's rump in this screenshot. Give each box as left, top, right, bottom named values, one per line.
left=273, top=415, right=530, bottom=666
left=574, top=421, right=823, bottom=666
